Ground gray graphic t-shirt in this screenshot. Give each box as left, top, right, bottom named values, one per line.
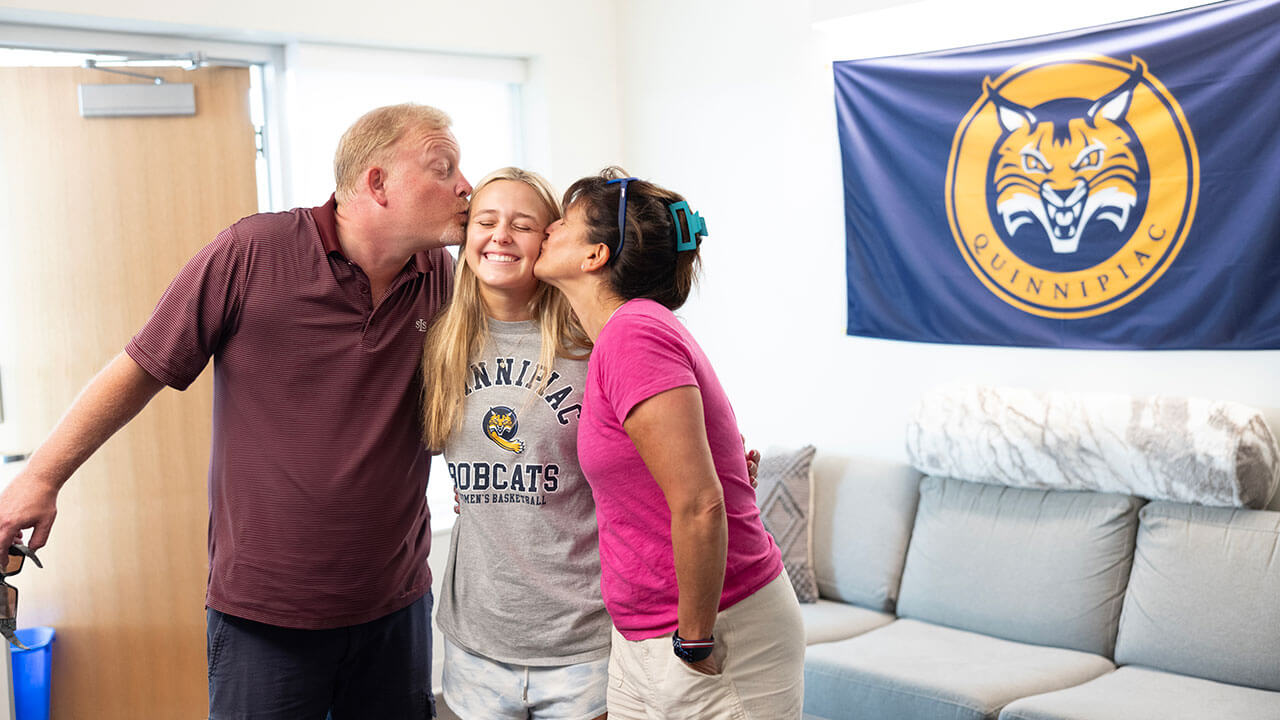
left=436, top=319, right=609, bottom=665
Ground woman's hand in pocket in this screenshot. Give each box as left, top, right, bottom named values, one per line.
left=683, top=653, right=722, bottom=676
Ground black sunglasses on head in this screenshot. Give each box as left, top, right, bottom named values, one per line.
left=604, top=176, right=639, bottom=259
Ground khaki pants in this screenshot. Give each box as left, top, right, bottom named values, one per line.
left=606, top=571, right=805, bottom=720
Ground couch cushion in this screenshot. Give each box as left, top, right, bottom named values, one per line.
left=1115, top=502, right=1280, bottom=691
left=756, top=445, right=820, bottom=602
left=896, top=477, right=1142, bottom=656
left=907, top=385, right=1280, bottom=508
left=999, top=666, right=1280, bottom=720
left=803, top=619, right=1114, bottom=720
left=799, top=598, right=894, bottom=646
left=809, top=454, right=921, bottom=612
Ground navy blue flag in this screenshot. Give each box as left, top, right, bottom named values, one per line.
left=835, top=0, right=1280, bottom=348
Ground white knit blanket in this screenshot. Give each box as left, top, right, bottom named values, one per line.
left=906, top=385, right=1280, bottom=508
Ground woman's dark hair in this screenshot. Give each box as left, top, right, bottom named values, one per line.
left=562, top=166, right=703, bottom=310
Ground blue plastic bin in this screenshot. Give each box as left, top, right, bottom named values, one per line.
left=9, top=627, right=55, bottom=720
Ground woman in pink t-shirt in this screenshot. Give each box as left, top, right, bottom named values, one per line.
left=534, top=167, right=805, bottom=719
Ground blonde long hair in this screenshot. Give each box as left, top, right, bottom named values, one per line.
left=421, top=167, right=590, bottom=449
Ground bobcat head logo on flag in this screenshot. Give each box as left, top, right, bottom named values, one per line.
left=946, top=55, right=1198, bottom=319
left=987, top=62, right=1145, bottom=256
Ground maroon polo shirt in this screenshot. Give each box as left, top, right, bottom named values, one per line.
left=126, top=196, right=454, bottom=629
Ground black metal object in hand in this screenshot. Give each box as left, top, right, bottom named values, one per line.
left=1, top=543, right=42, bottom=649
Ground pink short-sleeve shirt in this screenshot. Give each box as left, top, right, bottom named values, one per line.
left=578, top=299, right=782, bottom=640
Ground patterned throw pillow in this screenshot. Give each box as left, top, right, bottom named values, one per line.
left=755, top=445, right=819, bottom=603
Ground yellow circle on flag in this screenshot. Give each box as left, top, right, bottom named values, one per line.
left=945, top=55, right=1198, bottom=319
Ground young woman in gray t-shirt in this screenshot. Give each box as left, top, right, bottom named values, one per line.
left=421, top=167, right=609, bottom=720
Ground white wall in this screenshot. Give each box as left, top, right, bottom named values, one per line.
left=0, top=0, right=622, bottom=188
left=616, top=0, right=1280, bottom=465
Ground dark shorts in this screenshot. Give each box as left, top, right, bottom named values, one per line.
left=207, top=592, right=435, bottom=720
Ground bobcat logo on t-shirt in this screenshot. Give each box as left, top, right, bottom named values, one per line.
left=483, top=406, right=525, bottom=454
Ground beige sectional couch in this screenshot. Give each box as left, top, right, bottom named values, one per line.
left=798, top=431, right=1280, bottom=720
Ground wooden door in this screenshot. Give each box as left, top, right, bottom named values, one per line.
left=0, top=65, right=258, bottom=718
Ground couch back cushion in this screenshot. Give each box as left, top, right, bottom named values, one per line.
left=809, top=454, right=921, bottom=612
left=1115, top=502, right=1280, bottom=691
left=896, top=476, right=1143, bottom=656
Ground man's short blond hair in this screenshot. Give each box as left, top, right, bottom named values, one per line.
left=333, top=103, right=452, bottom=204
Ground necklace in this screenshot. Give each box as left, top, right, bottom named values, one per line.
left=486, top=317, right=537, bottom=362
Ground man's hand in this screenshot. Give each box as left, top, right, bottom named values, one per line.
left=0, top=354, right=164, bottom=552
left=0, top=470, right=59, bottom=551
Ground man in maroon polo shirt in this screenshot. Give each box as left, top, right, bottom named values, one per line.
left=0, top=104, right=472, bottom=718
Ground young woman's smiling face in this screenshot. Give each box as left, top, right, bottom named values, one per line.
left=464, top=180, right=551, bottom=298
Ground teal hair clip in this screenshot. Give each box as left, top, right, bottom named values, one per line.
left=668, top=201, right=707, bottom=252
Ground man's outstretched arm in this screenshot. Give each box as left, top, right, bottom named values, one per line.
left=0, top=353, right=165, bottom=549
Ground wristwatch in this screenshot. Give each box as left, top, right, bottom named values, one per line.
left=672, top=631, right=714, bottom=663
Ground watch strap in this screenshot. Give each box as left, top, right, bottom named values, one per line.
left=672, top=631, right=714, bottom=662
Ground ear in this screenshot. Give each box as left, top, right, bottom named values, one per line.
left=366, top=166, right=390, bottom=206
left=986, top=79, right=1037, bottom=134
left=581, top=242, right=611, bottom=273
left=1088, top=59, right=1143, bottom=125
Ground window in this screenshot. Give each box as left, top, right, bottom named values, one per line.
left=284, top=43, right=525, bottom=208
